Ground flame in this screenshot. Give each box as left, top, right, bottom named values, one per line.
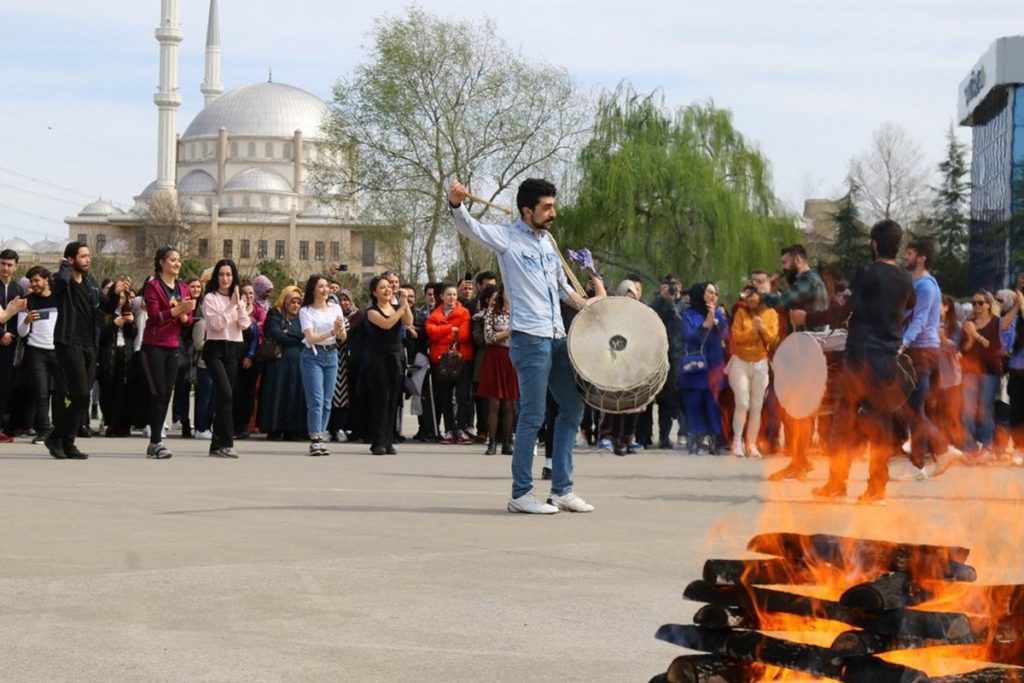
left=699, top=429, right=1024, bottom=680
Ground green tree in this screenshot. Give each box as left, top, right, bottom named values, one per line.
left=828, top=177, right=868, bottom=278
left=926, top=125, right=970, bottom=295
left=310, top=7, right=586, bottom=282
left=557, top=84, right=797, bottom=297
left=255, top=259, right=294, bottom=293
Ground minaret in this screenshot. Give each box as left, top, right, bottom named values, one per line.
left=154, top=0, right=182, bottom=194
left=201, top=0, right=223, bottom=106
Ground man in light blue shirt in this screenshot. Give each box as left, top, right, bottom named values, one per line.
left=897, top=238, right=957, bottom=477
left=449, top=178, right=602, bottom=514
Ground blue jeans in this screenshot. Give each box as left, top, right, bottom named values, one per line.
left=194, top=367, right=214, bottom=433
left=962, top=372, right=999, bottom=450
left=300, top=347, right=339, bottom=438
left=509, top=333, right=584, bottom=499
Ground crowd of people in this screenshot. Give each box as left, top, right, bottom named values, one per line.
left=0, top=178, right=1020, bottom=509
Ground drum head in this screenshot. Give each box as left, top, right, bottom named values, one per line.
left=772, top=332, right=828, bottom=419
left=567, top=297, right=668, bottom=392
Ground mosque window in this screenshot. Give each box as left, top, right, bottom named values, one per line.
left=299, top=241, right=309, bottom=261
left=261, top=195, right=270, bottom=210
left=275, top=240, right=285, bottom=260
left=247, top=142, right=256, bottom=157
left=315, top=241, right=324, bottom=261
left=361, top=235, right=376, bottom=267
left=257, top=240, right=268, bottom=259
left=240, top=239, right=250, bottom=260
left=77, top=234, right=87, bottom=244
left=205, top=198, right=212, bottom=212
left=135, top=232, right=145, bottom=252
left=202, top=142, right=209, bottom=158
left=265, top=142, right=274, bottom=158
left=243, top=195, right=251, bottom=209
left=96, top=234, right=106, bottom=252
left=230, top=142, right=238, bottom=158
left=225, top=195, right=233, bottom=208
left=198, top=239, right=209, bottom=258
left=269, top=196, right=277, bottom=210
left=330, top=241, right=340, bottom=261
left=223, top=239, right=233, bottom=259
left=284, top=143, right=293, bottom=160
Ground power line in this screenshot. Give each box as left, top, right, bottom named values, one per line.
left=0, top=181, right=84, bottom=207
left=0, top=166, right=102, bottom=202
left=0, top=203, right=67, bottom=224
left=0, top=222, right=57, bottom=239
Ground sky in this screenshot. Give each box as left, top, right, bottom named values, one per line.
left=0, top=0, right=1021, bottom=243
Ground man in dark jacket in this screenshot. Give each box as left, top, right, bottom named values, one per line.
left=0, top=248, right=25, bottom=442
left=45, top=242, right=126, bottom=459
left=651, top=274, right=685, bottom=449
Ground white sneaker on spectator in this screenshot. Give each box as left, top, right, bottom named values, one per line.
left=547, top=491, right=594, bottom=513
left=575, top=434, right=587, bottom=448
left=891, top=459, right=928, bottom=481
left=195, top=430, right=213, bottom=440
left=507, top=491, right=559, bottom=514
left=901, top=438, right=911, bottom=455
left=929, top=446, right=963, bottom=477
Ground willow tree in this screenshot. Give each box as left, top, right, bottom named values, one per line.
left=558, top=85, right=797, bottom=296
left=311, top=7, right=586, bottom=281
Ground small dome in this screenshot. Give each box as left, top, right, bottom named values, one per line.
left=224, top=168, right=293, bottom=194
left=182, top=198, right=209, bottom=215
left=137, top=180, right=158, bottom=200
left=178, top=170, right=217, bottom=194
left=31, top=239, right=62, bottom=253
left=182, top=82, right=329, bottom=140
left=78, top=199, right=125, bottom=217
left=3, top=237, right=34, bottom=254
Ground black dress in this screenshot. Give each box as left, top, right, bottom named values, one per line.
left=366, top=302, right=403, bottom=452
left=258, top=309, right=307, bottom=438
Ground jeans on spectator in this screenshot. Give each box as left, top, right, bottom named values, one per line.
left=140, top=345, right=180, bottom=445
left=901, top=347, right=948, bottom=466
left=24, top=345, right=63, bottom=435
left=962, top=372, right=999, bottom=450
left=53, top=343, right=94, bottom=447
left=509, top=333, right=583, bottom=499
left=203, top=340, right=242, bottom=451
left=300, top=347, right=338, bottom=438
left=194, top=366, right=214, bottom=433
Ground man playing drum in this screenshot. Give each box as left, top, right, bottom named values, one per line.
left=448, top=178, right=604, bottom=514
left=812, top=220, right=915, bottom=504
left=760, top=244, right=830, bottom=481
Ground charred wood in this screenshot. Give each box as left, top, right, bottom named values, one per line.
left=703, top=558, right=811, bottom=586
left=664, top=654, right=752, bottom=683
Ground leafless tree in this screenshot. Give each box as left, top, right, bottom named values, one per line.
left=849, top=123, right=932, bottom=226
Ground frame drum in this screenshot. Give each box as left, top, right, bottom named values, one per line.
left=567, top=297, right=669, bottom=414
left=772, top=332, right=830, bottom=420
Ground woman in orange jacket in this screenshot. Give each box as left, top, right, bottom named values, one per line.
left=726, top=285, right=780, bottom=458
left=425, top=283, right=474, bottom=444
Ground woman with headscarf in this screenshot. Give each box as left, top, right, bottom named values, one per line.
left=328, top=288, right=354, bottom=442
left=679, top=281, right=729, bottom=454
left=259, top=285, right=308, bottom=440
left=252, top=274, right=274, bottom=314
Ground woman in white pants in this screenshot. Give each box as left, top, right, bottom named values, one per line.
left=727, top=286, right=780, bottom=457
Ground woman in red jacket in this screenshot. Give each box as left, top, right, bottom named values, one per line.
left=140, top=246, right=195, bottom=459
left=425, top=283, right=474, bottom=444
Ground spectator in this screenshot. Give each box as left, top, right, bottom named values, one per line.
left=97, top=286, right=137, bottom=437
left=17, top=266, right=62, bottom=446
left=0, top=248, right=24, bottom=442
left=233, top=280, right=264, bottom=440
left=727, top=285, right=779, bottom=458
left=651, top=274, right=685, bottom=449
left=171, top=275, right=202, bottom=438
left=680, top=281, right=729, bottom=454
left=299, top=274, right=347, bottom=456
left=201, top=259, right=250, bottom=458
left=365, top=275, right=412, bottom=455
left=426, top=283, right=474, bottom=444
left=259, top=285, right=307, bottom=441
left=478, top=284, right=518, bottom=455
left=961, top=289, right=1002, bottom=461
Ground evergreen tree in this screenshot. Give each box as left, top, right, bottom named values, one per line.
left=829, top=176, right=868, bottom=279
left=557, top=84, right=797, bottom=298
left=928, top=125, right=970, bottom=296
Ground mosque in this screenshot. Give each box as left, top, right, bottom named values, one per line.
left=60, top=0, right=385, bottom=279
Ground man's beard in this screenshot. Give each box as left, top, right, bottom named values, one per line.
left=784, top=267, right=798, bottom=285
left=72, top=262, right=89, bottom=275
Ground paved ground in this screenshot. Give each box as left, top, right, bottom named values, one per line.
left=1, top=429, right=1022, bottom=682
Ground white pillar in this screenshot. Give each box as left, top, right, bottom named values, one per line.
left=154, top=0, right=183, bottom=194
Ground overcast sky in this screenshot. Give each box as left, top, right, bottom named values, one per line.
left=0, top=0, right=1021, bottom=242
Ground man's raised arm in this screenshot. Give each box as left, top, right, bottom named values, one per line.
left=448, top=180, right=510, bottom=255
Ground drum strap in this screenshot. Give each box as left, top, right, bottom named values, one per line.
left=545, top=233, right=587, bottom=299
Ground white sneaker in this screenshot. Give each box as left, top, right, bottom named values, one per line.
left=730, top=439, right=744, bottom=457
left=901, top=438, right=911, bottom=455
left=195, top=430, right=213, bottom=440
left=891, top=459, right=928, bottom=482
left=930, top=447, right=963, bottom=476
left=547, top=491, right=594, bottom=513
left=507, top=491, right=559, bottom=514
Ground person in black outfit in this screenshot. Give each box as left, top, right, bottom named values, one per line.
left=812, top=220, right=915, bottom=504
left=45, top=242, right=126, bottom=460
left=365, top=274, right=413, bottom=455
left=0, top=248, right=25, bottom=442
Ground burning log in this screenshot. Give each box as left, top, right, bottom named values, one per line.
left=702, top=558, right=811, bottom=586
left=655, top=624, right=929, bottom=682
left=928, top=668, right=1024, bottom=683
left=831, top=629, right=940, bottom=655
left=840, top=572, right=928, bottom=611
left=747, top=533, right=974, bottom=580
left=662, top=654, right=752, bottom=683
left=692, top=604, right=758, bottom=630
left=683, top=579, right=973, bottom=641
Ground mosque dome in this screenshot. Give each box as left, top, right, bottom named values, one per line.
left=223, top=168, right=293, bottom=194
left=182, top=82, right=330, bottom=140
left=181, top=198, right=210, bottom=215
left=137, top=180, right=158, bottom=200
left=2, top=237, right=34, bottom=254
left=178, top=170, right=217, bottom=194
left=31, top=239, right=65, bottom=253
left=78, top=199, right=125, bottom=217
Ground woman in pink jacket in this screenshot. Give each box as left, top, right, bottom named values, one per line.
left=140, top=246, right=195, bottom=459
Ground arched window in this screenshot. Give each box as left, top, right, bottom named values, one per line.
left=283, top=143, right=292, bottom=160
left=201, top=142, right=209, bottom=158
left=265, top=142, right=274, bottom=158
left=247, top=142, right=256, bottom=157
left=230, top=142, right=238, bottom=158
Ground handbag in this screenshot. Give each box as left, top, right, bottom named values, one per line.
left=12, top=337, right=25, bottom=369
left=254, top=319, right=283, bottom=363
left=437, top=338, right=464, bottom=382
left=680, top=331, right=709, bottom=375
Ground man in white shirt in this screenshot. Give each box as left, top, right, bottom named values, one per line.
left=17, top=266, right=62, bottom=447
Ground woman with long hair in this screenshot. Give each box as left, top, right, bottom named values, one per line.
left=140, top=246, right=195, bottom=459
left=726, top=285, right=779, bottom=458
left=365, top=274, right=412, bottom=455
left=425, top=283, right=474, bottom=444
left=298, top=274, right=347, bottom=456
left=679, top=281, right=729, bottom=454
left=201, top=259, right=250, bottom=458
left=934, top=294, right=965, bottom=452
left=477, top=284, right=518, bottom=455
left=961, top=289, right=1002, bottom=461
left=259, top=285, right=307, bottom=440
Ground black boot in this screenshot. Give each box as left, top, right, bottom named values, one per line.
left=501, top=442, right=513, bottom=455
left=485, top=441, right=497, bottom=455
left=181, top=419, right=192, bottom=439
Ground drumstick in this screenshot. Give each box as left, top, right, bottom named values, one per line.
left=465, top=191, right=513, bottom=215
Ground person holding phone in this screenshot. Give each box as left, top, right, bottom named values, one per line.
left=17, top=266, right=61, bottom=445
left=140, top=246, right=195, bottom=459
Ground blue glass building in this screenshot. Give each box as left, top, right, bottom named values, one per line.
left=959, top=37, right=1024, bottom=291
